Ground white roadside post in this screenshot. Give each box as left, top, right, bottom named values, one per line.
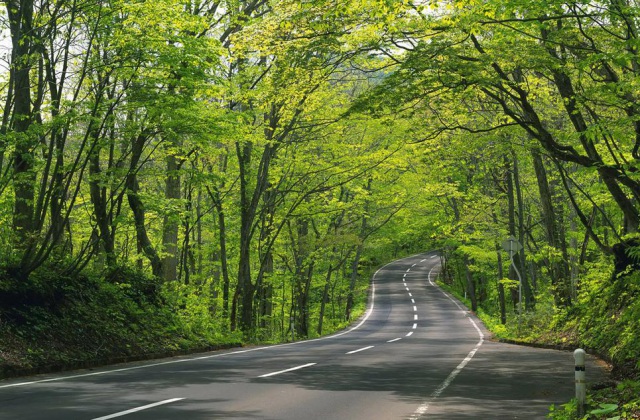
left=574, top=348, right=586, bottom=417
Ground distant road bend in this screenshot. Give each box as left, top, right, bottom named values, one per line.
left=0, top=252, right=606, bottom=419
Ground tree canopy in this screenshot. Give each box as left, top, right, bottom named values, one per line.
left=1, top=3, right=639, bottom=413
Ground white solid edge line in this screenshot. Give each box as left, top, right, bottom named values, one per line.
left=258, top=363, right=317, bottom=378
left=92, top=398, right=185, bottom=420
left=387, top=338, right=402, bottom=343
left=0, top=252, right=435, bottom=390
left=410, top=266, right=485, bottom=420
left=346, top=345, right=375, bottom=355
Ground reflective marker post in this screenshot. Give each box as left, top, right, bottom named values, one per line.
left=574, top=348, right=586, bottom=417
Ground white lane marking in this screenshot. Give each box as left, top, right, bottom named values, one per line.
left=413, top=306, right=417, bottom=311
left=406, top=331, right=413, bottom=337
left=346, top=346, right=375, bottom=355
left=428, top=266, right=437, bottom=287
left=411, top=264, right=417, bottom=267
left=408, top=292, right=412, bottom=297
left=412, top=323, right=417, bottom=329
left=410, top=264, right=485, bottom=420
left=387, top=338, right=402, bottom=343
left=411, top=299, right=415, bottom=304
left=420, top=259, right=426, bottom=262
left=403, top=273, right=407, bottom=278
left=92, top=398, right=184, bottom=420
left=430, top=255, right=437, bottom=259
left=258, top=363, right=317, bottom=378
left=406, top=268, right=411, bottom=273
left=406, top=287, right=410, bottom=291
left=414, top=314, right=418, bottom=321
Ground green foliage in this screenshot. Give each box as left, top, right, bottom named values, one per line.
left=548, top=381, right=640, bottom=419
left=1, top=2, right=640, bottom=412
left=0, top=262, right=239, bottom=375
left=574, top=270, right=640, bottom=366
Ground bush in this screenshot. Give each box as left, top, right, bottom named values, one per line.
left=0, top=261, right=238, bottom=377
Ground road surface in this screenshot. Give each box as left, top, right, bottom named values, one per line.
left=0, top=252, right=607, bottom=419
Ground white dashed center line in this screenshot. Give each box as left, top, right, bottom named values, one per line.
left=346, top=346, right=374, bottom=355
left=259, top=363, right=317, bottom=378
left=92, top=398, right=185, bottom=420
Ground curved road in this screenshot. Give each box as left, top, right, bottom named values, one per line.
left=0, top=252, right=606, bottom=419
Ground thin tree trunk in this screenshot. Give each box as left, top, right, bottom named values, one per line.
left=317, top=264, right=333, bottom=335
left=464, top=255, right=478, bottom=312
left=126, top=132, right=162, bottom=278
left=162, top=152, right=181, bottom=281
left=512, top=150, right=534, bottom=308
left=531, top=148, right=571, bottom=305
left=496, top=246, right=507, bottom=324
left=345, top=242, right=363, bottom=321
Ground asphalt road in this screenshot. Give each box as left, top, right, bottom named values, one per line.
left=0, top=252, right=607, bottom=419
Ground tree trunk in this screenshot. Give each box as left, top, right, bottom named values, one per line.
left=7, top=0, right=36, bottom=245
left=464, top=255, right=478, bottom=312
left=512, top=151, right=534, bottom=308
left=126, top=132, right=162, bottom=278
left=162, top=152, right=181, bottom=281
left=531, top=148, right=572, bottom=305
left=496, top=246, right=507, bottom=325
left=345, top=242, right=363, bottom=321
left=317, top=264, right=333, bottom=335
left=89, top=127, right=116, bottom=267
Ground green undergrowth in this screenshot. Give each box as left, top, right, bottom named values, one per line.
left=0, top=259, right=370, bottom=379
left=548, top=380, right=640, bottom=419
left=0, top=262, right=242, bottom=378
left=435, top=270, right=640, bottom=420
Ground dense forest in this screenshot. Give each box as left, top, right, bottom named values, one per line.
left=1, top=0, right=639, bottom=416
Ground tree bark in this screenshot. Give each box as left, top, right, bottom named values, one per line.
left=162, top=152, right=181, bottom=281
left=126, top=132, right=162, bottom=278
left=464, top=255, right=478, bottom=312
left=531, top=148, right=571, bottom=305
left=7, top=0, right=36, bottom=244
